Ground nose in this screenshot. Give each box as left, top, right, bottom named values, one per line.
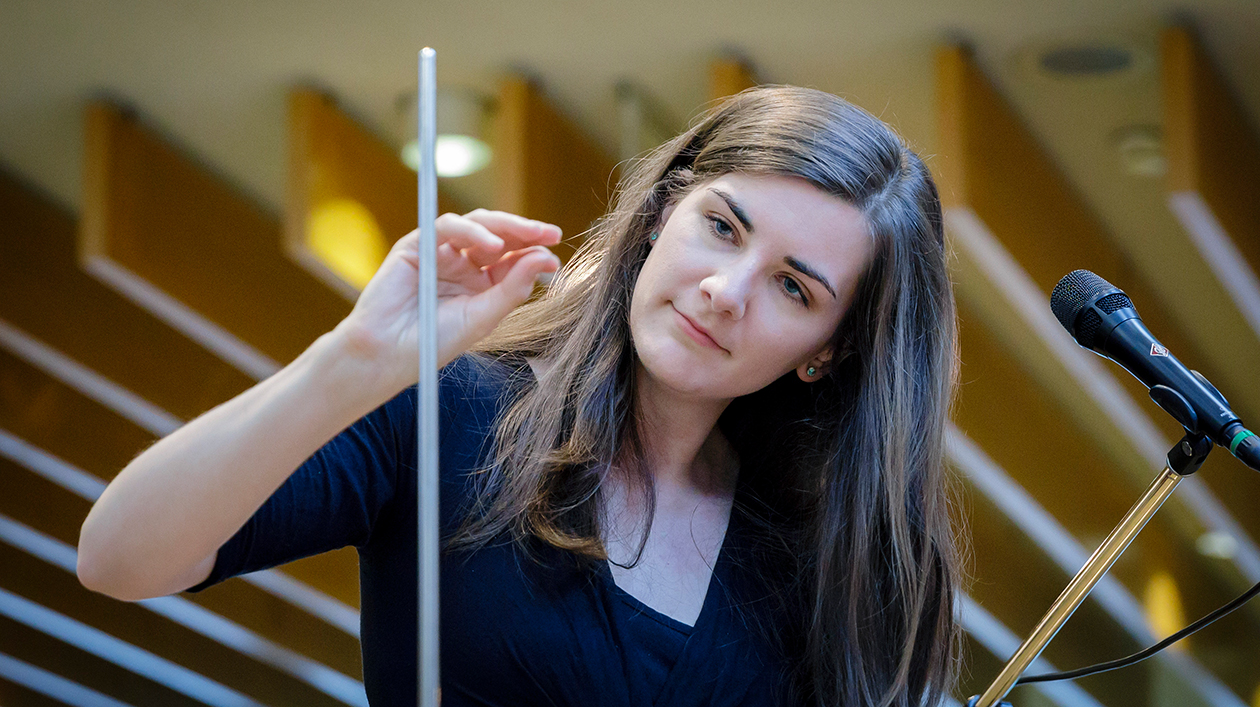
left=699, top=261, right=754, bottom=319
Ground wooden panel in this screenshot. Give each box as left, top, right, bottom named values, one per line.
left=936, top=45, right=1260, bottom=569
left=81, top=101, right=351, bottom=367
left=494, top=76, right=616, bottom=264
left=0, top=345, right=361, bottom=612
left=0, top=169, right=253, bottom=421
left=708, top=58, right=757, bottom=101
left=0, top=166, right=361, bottom=619
left=286, top=89, right=466, bottom=297
left=1163, top=26, right=1260, bottom=268
left=0, top=618, right=199, bottom=707
left=962, top=485, right=1151, bottom=707
left=0, top=345, right=153, bottom=476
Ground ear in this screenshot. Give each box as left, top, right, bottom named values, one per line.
left=797, top=347, right=835, bottom=382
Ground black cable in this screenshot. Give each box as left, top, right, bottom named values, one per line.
left=1015, top=576, right=1260, bottom=685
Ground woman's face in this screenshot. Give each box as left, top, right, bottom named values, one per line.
left=629, top=173, right=874, bottom=400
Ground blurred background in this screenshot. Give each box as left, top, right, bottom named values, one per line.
left=2, top=1, right=1259, bottom=705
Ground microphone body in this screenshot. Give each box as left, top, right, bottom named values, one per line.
left=1050, top=270, right=1260, bottom=471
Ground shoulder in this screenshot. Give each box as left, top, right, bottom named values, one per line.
left=434, top=353, right=535, bottom=436
left=440, top=353, right=534, bottom=404
left=367, top=353, right=533, bottom=450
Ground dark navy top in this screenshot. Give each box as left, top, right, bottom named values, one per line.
left=191, top=354, right=795, bottom=706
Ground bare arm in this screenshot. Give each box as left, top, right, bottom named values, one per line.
left=77, top=211, right=561, bottom=600
left=77, top=330, right=396, bottom=598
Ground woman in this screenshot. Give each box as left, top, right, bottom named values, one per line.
left=78, top=85, right=961, bottom=706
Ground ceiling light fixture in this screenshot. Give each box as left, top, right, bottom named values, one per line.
left=1013, top=34, right=1152, bottom=84
left=1196, top=531, right=1238, bottom=560
left=397, top=88, right=493, bottom=178
left=1040, top=45, right=1133, bottom=77
left=1112, top=125, right=1166, bottom=178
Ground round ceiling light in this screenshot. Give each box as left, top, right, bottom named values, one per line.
left=1013, top=34, right=1152, bottom=84
left=1039, top=45, right=1133, bottom=77
left=1111, top=125, right=1166, bottom=178
left=401, top=135, right=492, bottom=178
left=396, top=88, right=493, bottom=178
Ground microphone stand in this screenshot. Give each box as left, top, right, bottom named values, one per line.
left=967, top=432, right=1213, bottom=707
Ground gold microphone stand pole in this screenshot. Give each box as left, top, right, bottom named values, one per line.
left=968, top=432, right=1213, bottom=707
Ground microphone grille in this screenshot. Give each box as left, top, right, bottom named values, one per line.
left=1050, top=270, right=1110, bottom=331
left=1096, top=291, right=1134, bottom=315
left=1050, top=270, right=1134, bottom=348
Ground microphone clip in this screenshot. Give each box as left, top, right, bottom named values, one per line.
left=1167, top=432, right=1213, bottom=477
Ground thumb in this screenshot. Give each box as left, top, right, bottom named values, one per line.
left=465, top=250, right=559, bottom=331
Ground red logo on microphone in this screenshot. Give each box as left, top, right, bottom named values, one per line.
left=1150, top=343, right=1169, bottom=357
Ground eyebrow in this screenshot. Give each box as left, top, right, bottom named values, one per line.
left=709, top=188, right=754, bottom=233
left=708, top=188, right=838, bottom=301
left=785, top=256, right=837, bottom=300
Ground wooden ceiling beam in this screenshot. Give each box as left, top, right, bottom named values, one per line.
left=82, top=102, right=351, bottom=377
left=494, top=76, right=615, bottom=266
left=708, top=58, right=757, bottom=102
left=0, top=618, right=199, bottom=707
left=0, top=450, right=362, bottom=680
left=0, top=343, right=361, bottom=612
left=0, top=170, right=253, bottom=423
left=0, top=539, right=354, bottom=707
left=1163, top=26, right=1260, bottom=340
left=0, top=667, right=79, bottom=707
left=1, top=169, right=362, bottom=636
left=286, top=88, right=466, bottom=298
left=950, top=304, right=1260, bottom=702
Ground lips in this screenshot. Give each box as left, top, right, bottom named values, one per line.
left=672, top=305, right=727, bottom=352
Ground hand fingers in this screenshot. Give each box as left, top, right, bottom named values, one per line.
left=464, top=249, right=560, bottom=330
left=484, top=245, right=556, bottom=285
left=397, top=209, right=561, bottom=272
left=434, top=214, right=506, bottom=266
left=436, top=242, right=484, bottom=281
left=462, top=209, right=561, bottom=251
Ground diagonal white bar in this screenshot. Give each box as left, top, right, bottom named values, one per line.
left=0, top=513, right=367, bottom=706
left=0, top=652, right=135, bottom=707
left=0, top=586, right=261, bottom=707
left=0, top=427, right=360, bottom=636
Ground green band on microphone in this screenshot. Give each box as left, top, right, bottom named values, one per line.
left=1230, top=429, right=1256, bottom=456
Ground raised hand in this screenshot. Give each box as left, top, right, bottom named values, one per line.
left=333, top=209, right=562, bottom=393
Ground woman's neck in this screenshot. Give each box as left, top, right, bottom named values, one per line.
left=526, top=354, right=739, bottom=496
left=630, top=361, right=739, bottom=497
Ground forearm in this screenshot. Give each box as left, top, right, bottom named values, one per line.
left=77, top=327, right=401, bottom=600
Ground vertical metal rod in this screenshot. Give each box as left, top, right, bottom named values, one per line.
left=972, top=465, right=1185, bottom=707
left=416, top=46, right=440, bottom=707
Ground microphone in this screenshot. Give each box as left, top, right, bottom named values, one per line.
left=1049, top=269, right=1260, bottom=472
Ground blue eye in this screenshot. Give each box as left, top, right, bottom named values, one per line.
left=783, top=277, right=809, bottom=307
left=707, top=214, right=809, bottom=307
left=707, top=215, right=735, bottom=240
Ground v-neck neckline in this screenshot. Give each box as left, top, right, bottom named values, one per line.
left=518, top=355, right=742, bottom=633
left=598, top=491, right=741, bottom=633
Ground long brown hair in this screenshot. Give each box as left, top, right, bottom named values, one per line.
left=455, top=85, right=961, bottom=706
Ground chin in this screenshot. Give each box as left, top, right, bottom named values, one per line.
left=635, top=340, right=720, bottom=396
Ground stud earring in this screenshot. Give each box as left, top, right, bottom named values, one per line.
left=649, top=231, right=658, bottom=243
left=806, top=366, right=817, bottom=377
